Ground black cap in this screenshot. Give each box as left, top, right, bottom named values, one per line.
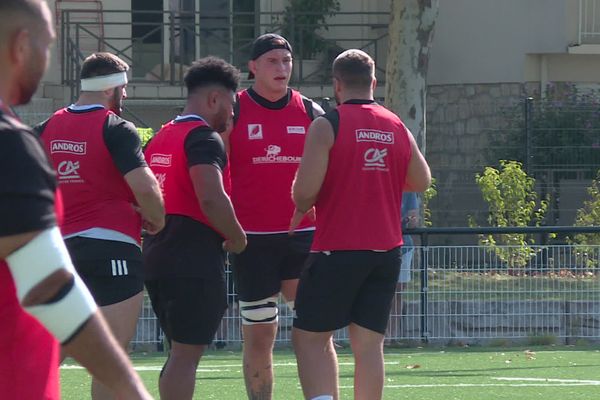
left=248, top=33, right=292, bottom=79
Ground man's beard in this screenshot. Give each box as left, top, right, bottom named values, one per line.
left=110, top=87, right=122, bottom=115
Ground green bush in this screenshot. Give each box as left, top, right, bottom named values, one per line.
left=470, top=160, right=549, bottom=269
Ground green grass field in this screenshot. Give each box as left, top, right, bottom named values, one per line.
left=61, top=345, right=600, bottom=399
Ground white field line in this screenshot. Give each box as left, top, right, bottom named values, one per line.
left=494, top=377, right=600, bottom=384
left=340, top=377, right=600, bottom=389
left=60, top=360, right=401, bottom=371
left=356, top=383, right=600, bottom=388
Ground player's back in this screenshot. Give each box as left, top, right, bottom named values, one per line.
left=312, top=102, right=412, bottom=251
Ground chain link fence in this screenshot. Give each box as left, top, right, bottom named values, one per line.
left=131, top=242, right=600, bottom=351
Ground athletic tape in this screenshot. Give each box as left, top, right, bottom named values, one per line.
left=6, top=227, right=97, bottom=343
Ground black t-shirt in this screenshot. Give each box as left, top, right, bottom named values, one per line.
left=184, top=124, right=227, bottom=171
left=143, top=120, right=227, bottom=279
left=0, top=110, right=57, bottom=236
left=35, top=106, right=147, bottom=175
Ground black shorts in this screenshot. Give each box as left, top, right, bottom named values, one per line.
left=293, top=247, right=401, bottom=334
left=65, top=237, right=144, bottom=306
left=143, top=215, right=225, bottom=280
left=232, top=231, right=313, bottom=302
left=145, top=277, right=227, bottom=345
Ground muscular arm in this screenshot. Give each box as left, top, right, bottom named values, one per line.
left=0, top=231, right=66, bottom=308
left=403, top=131, right=431, bottom=192
left=103, top=115, right=165, bottom=233
left=292, top=116, right=334, bottom=212
left=186, top=127, right=245, bottom=253
left=190, top=165, right=246, bottom=253
left=124, top=167, right=165, bottom=234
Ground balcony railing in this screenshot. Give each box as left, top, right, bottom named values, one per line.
left=60, top=9, right=389, bottom=97
left=578, top=0, right=600, bottom=44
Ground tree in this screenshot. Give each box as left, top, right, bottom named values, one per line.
left=470, top=160, right=549, bottom=269
left=385, top=0, right=440, bottom=153
left=281, top=0, right=340, bottom=59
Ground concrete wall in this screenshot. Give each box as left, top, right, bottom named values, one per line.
left=428, top=0, right=571, bottom=85
left=247, top=1, right=596, bottom=86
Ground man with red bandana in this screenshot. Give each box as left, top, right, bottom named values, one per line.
left=227, top=33, right=324, bottom=399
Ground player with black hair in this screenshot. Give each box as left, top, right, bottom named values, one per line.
left=144, top=56, right=246, bottom=399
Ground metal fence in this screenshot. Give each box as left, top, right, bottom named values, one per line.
left=426, top=90, right=600, bottom=230
left=131, top=228, right=600, bottom=350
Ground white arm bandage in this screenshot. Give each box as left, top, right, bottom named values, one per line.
left=6, top=227, right=97, bottom=343
left=80, top=71, right=128, bottom=92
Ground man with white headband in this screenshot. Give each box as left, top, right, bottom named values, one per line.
left=1, top=2, right=152, bottom=399
left=36, top=51, right=165, bottom=399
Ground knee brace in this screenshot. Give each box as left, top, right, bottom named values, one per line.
left=239, top=296, right=278, bottom=325
left=285, top=300, right=295, bottom=312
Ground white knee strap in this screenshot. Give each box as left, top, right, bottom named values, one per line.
left=311, top=396, right=333, bottom=400
left=286, top=300, right=295, bottom=312
left=239, top=296, right=278, bottom=325
left=7, top=227, right=97, bottom=343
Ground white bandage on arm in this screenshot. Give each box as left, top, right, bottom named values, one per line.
left=6, top=227, right=97, bottom=343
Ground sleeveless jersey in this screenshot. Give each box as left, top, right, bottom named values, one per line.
left=312, top=102, right=412, bottom=251
left=229, top=89, right=314, bottom=233
left=145, top=118, right=218, bottom=231
left=41, top=108, right=142, bottom=243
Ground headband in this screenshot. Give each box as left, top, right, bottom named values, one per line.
left=80, top=71, right=128, bottom=91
